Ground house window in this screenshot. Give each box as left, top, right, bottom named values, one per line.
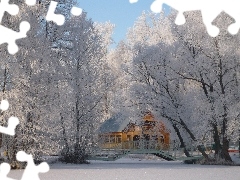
left=127, top=135, right=131, bottom=141
left=133, top=135, right=140, bottom=141
left=160, top=136, right=164, bottom=143
left=104, top=135, right=110, bottom=143
left=116, top=135, right=122, bottom=143
left=152, top=135, right=158, bottom=141
left=110, top=135, right=115, bottom=143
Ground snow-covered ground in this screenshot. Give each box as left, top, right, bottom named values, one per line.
left=231, top=152, right=240, bottom=164
left=8, top=154, right=240, bottom=180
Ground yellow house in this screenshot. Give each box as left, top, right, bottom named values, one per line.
left=98, top=112, right=170, bottom=150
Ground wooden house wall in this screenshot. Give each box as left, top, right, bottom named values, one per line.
left=99, top=123, right=170, bottom=149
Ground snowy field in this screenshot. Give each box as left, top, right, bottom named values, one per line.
left=8, top=154, right=240, bottom=180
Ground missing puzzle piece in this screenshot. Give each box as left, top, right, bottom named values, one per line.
left=131, top=0, right=240, bottom=37
left=0, top=0, right=35, bottom=54
left=25, top=0, right=36, bottom=6
left=17, top=151, right=49, bottom=180
left=46, top=1, right=65, bottom=26
left=0, top=21, right=30, bottom=55
left=150, top=0, right=240, bottom=37
left=71, top=7, right=82, bottom=16
left=129, top=0, right=138, bottom=3
left=0, top=163, right=16, bottom=180
left=46, top=1, right=82, bottom=26
left=0, top=0, right=19, bottom=23
left=150, top=0, right=221, bottom=37
left=0, top=99, right=9, bottom=111
left=0, top=116, right=19, bottom=136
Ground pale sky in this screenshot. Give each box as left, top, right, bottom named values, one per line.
left=77, top=0, right=166, bottom=47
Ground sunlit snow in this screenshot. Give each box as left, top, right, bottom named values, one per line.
left=8, top=155, right=240, bottom=180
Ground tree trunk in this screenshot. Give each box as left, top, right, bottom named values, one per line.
left=60, top=113, right=69, bottom=151
left=221, top=137, right=232, bottom=162
left=212, top=124, right=221, bottom=156
left=178, top=118, right=209, bottom=159
left=172, top=123, right=190, bottom=157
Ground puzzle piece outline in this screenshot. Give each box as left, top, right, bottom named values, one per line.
left=0, top=0, right=19, bottom=23
left=129, top=0, right=138, bottom=3
left=0, top=99, right=9, bottom=111
left=0, top=0, right=32, bottom=54
left=17, top=151, right=49, bottom=180
left=46, top=1, right=65, bottom=26
left=0, top=21, right=30, bottom=55
left=0, top=100, right=19, bottom=180
left=130, top=0, right=240, bottom=37
left=0, top=100, right=49, bottom=180
left=0, top=163, right=16, bottom=180
left=0, top=151, right=50, bottom=180
left=0, top=100, right=19, bottom=136
left=0, top=116, right=19, bottom=136
left=25, top=0, right=36, bottom=6
left=0, top=0, right=83, bottom=54
left=46, top=0, right=83, bottom=25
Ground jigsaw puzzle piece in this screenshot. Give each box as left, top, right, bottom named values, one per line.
left=25, top=0, right=37, bottom=6
left=71, top=7, right=82, bottom=16
left=151, top=0, right=201, bottom=22
left=150, top=0, right=223, bottom=37
left=0, top=21, right=30, bottom=54
left=0, top=99, right=9, bottom=111
left=0, top=116, right=19, bottom=136
left=46, top=1, right=82, bottom=25
left=0, top=163, right=16, bottom=180
left=129, top=0, right=138, bottom=3
left=17, top=151, right=49, bottom=180
left=225, top=1, right=240, bottom=35
left=150, top=0, right=188, bottom=25
left=175, top=12, right=186, bottom=25
left=46, top=1, right=65, bottom=26
left=151, top=0, right=164, bottom=13
left=0, top=0, right=19, bottom=23
left=228, top=21, right=239, bottom=35
left=201, top=3, right=222, bottom=37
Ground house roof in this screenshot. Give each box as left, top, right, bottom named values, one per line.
left=99, top=113, right=130, bottom=134
left=99, top=112, right=171, bottom=134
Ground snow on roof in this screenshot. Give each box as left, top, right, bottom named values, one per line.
left=99, top=113, right=130, bottom=134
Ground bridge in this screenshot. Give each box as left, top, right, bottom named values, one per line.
left=88, top=140, right=204, bottom=162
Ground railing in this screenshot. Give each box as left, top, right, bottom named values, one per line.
left=99, top=140, right=170, bottom=151
left=91, top=140, right=203, bottom=161
left=99, top=140, right=201, bottom=157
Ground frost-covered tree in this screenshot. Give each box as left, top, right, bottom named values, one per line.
left=113, top=11, right=240, bottom=163
left=0, top=1, right=114, bottom=166
left=48, top=14, right=114, bottom=163
left=169, top=11, right=240, bottom=162
left=0, top=2, right=57, bottom=167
